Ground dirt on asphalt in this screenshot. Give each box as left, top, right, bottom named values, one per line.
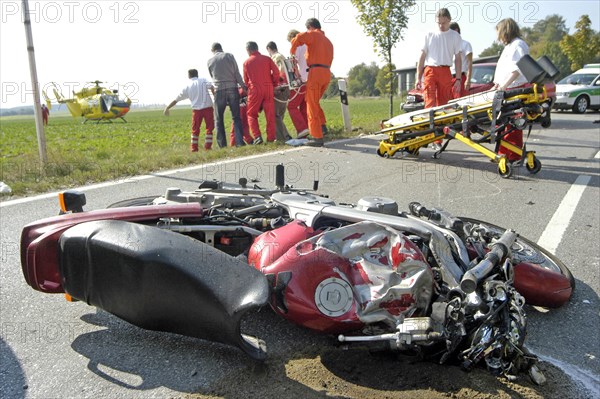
left=184, top=309, right=591, bottom=399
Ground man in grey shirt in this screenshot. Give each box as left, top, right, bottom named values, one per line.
left=207, top=43, right=247, bottom=147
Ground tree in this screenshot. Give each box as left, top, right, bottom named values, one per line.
left=375, top=63, right=397, bottom=96
left=351, top=0, right=415, bottom=117
left=479, top=42, right=504, bottom=58
left=522, top=15, right=571, bottom=79
left=347, top=62, right=380, bottom=96
left=560, top=15, right=600, bottom=71
left=479, top=14, right=576, bottom=79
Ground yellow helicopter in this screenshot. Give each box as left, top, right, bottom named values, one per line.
left=43, top=80, right=132, bottom=123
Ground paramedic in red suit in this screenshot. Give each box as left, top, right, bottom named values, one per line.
left=243, top=41, right=280, bottom=144
left=494, top=18, right=530, bottom=162
left=290, top=18, right=334, bottom=147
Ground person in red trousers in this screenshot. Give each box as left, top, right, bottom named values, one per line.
left=164, top=69, right=214, bottom=152
left=287, top=29, right=309, bottom=138
left=416, top=8, right=462, bottom=150
left=290, top=18, right=333, bottom=147
left=243, top=41, right=280, bottom=144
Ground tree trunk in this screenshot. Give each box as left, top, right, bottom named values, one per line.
left=387, top=49, right=394, bottom=118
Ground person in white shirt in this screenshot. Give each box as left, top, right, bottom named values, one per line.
left=416, top=8, right=463, bottom=109
left=493, top=18, right=530, bottom=162
left=164, top=69, right=215, bottom=152
left=449, top=22, right=473, bottom=98
left=494, top=19, right=530, bottom=90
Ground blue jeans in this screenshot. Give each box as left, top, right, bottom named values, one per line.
left=214, top=88, right=244, bottom=147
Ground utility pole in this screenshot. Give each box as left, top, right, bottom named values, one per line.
left=22, top=0, right=48, bottom=165
left=337, top=79, right=352, bottom=133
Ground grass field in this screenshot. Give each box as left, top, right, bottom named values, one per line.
left=0, top=96, right=402, bottom=196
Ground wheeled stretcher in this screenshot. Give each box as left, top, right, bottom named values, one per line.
left=377, top=56, right=559, bottom=178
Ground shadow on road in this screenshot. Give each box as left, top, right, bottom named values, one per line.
left=68, top=303, right=591, bottom=399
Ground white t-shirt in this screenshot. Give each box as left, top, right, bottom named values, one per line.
left=494, top=38, right=529, bottom=88
left=175, top=77, right=214, bottom=110
left=423, top=29, right=462, bottom=66
left=294, top=44, right=308, bottom=82
left=451, top=39, right=473, bottom=75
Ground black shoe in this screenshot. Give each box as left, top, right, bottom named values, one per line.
left=305, top=138, right=324, bottom=147
left=253, top=136, right=263, bottom=145
left=321, top=125, right=329, bottom=135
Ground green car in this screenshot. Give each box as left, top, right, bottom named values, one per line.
left=553, top=64, right=600, bottom=113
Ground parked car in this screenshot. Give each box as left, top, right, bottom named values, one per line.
left=553, top=64, right=600, bottom=113
left=401, top=63, right=496, bottom=113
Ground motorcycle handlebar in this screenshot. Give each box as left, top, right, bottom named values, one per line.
left=460, top=229, right=517, bottom=294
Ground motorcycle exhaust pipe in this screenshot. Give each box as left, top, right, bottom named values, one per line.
left=460, top=229, right=517, bottom=294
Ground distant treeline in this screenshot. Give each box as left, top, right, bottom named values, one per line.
left=0, top=107, right=35, bottom=117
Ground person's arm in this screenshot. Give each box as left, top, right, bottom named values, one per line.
left=416, top=50, right=426, bottom=89
left=453, top=52, right=462, bottom=90
left=230, top=55, right=246, bottom=91
left=498, top=70, right=521, bottom=90
left=290, top=31, right=309, bottom=55
left=163, top=100, right=177, bottom=116
left=465, top=52, right=473, bottom=91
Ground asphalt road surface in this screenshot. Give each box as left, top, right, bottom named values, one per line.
left=1, top=111, right=598, bottom=398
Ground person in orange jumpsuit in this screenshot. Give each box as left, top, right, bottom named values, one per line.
left=290, top=18, right=333, bottom=147
left=243, top=41, right=280, bottom=144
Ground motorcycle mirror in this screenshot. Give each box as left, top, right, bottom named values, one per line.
left=58, top=190, right=86, bottom=213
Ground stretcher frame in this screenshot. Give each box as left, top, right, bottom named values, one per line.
left=377, top=83, right=554, bottom=178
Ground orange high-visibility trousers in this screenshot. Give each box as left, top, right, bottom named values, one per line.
left=423, top=66, right=453, bottom=108
left=305, top=67, right=330, bottom=139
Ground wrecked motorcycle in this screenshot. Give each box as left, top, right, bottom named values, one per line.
left=20, top=165, right=574, bottom=383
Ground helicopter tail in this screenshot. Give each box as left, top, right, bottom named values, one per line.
left=64, top=102, right=83, bottom=118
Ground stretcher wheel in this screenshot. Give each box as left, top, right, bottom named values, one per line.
left=376, top=148, right=386, bottom=157
left=498, top=162, right=513, bottom=178
left=526, top=157, right=542, bottom=174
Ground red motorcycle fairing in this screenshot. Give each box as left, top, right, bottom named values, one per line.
left=59, top=220, right=270, bottom=360
left=513, top=262, right=573, bottom=308
left=20, top=203, right=203, bottom=293
left=248, top=220, right=318, bottom=270
left=254, top=222, right=434, bottom=334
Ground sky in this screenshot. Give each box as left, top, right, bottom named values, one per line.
left=1, top=0, right=599, bottom=109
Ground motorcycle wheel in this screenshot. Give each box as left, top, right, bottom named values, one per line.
left=107, top=196, right=160, bottom=208
left=459, top=217, right=575, bottom=289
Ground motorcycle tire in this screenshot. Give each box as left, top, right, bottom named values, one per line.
left=459, top=217, right=575, bottom=289
left=107, top=196, right=160, bottom=208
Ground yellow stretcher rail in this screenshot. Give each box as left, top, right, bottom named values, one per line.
left=376, top=83, right=554, bottom=178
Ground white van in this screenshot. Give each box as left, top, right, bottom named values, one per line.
left=553, top=64, right=600, bottom=113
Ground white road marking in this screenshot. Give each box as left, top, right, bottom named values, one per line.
left=537, top=175, right=592, bottom=254
left=537, top=354, right=600, bottom=398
